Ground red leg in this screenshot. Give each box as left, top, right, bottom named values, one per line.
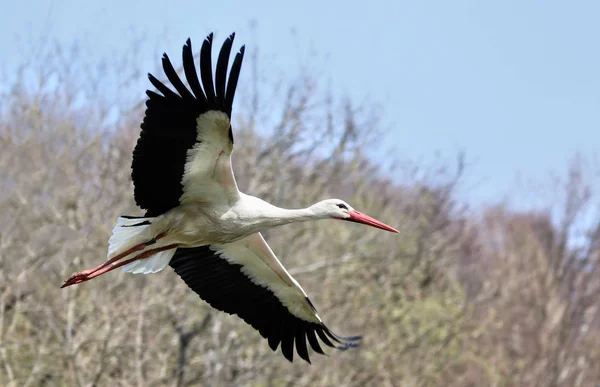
left=61, top=233, right=169, bottom=288
left=61, top=244, right=178, bottom=288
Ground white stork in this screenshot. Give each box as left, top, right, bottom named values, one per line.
left=62, top=32, right=398, bottom=363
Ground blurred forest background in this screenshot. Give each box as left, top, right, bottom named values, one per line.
left=1, top=20, right=600, bottom=387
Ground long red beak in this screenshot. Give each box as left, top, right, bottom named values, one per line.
left=344, top=210, right=399, bottom=233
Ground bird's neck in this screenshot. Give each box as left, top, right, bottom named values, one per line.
left=261, top=207, right=320, bottom=228
left=236, top=194, right=326, bottom=232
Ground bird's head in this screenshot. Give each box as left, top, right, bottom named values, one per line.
left=310, top=199, right=399, bottom=233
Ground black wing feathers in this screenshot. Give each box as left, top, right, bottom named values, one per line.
left=225, top=46, right=245, bottom=116
left=169, top=246, right=361, bottom=364
left=281, top=334, right=295, bottom=362
left=200, top=33, right=217, bottom=107
left=133, top=90, right=199, bottom=216
left=215, top=33, right=234, bottom=111
left=306, top=330, right=325, bottom=355
left=161, top=54, right=195, bottom=100
left=295, top=328, right=310, bottom=363
left=182, top=39, right=205, bottom=100
left=147, top=73, right=179, bottom=100
left=131, top=33, right=245, bottom=216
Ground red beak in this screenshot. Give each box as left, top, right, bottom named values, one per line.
left=344, top=210, right=399, bottom=233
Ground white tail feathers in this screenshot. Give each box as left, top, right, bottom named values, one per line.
left=121, top=249, right=176, bottom=274
left=108, top=216, right=175, bottom=275
left=108, top=217, right=155, bottom=259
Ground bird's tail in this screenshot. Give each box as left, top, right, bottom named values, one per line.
left=107, top=216, right=176, bottom=274
left=108, top=216, right=155, bottom=258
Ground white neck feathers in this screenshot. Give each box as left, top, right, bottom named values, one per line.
left=236, top=194, right=325, bottom=230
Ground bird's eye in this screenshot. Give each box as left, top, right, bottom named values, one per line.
left=336, top=203, right=348, bottom=210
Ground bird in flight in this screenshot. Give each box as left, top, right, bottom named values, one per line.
left=62, top=32, right=399, bottom=363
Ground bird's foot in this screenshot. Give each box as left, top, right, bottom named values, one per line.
left=61, top=271, right=93, bottom=288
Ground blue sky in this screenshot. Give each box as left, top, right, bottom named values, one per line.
left=2, top=0, right=599, bottom=209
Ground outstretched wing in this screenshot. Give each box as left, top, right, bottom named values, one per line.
left=169, top=233, right=361, bottom=363
left=132, top=33, right=245, bottom=217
